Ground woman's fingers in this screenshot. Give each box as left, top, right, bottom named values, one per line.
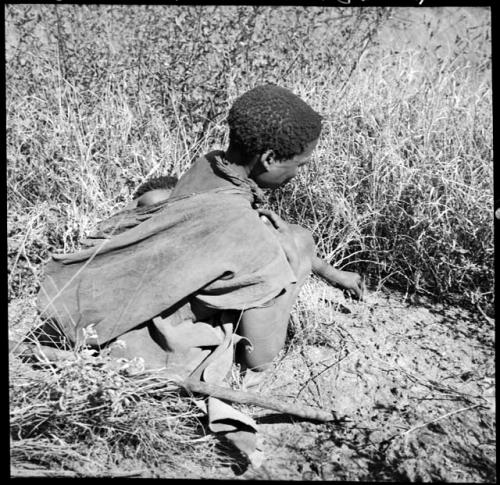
left=343, top=274, right=365, bottom=301
left=257, top=209, right=282, bottom=229
left=354, top=275, right=366, bottom=301
left=360, top=277, right=367, bottom=300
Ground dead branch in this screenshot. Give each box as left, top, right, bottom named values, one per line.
left=175, top=376, right=337, bottom=423
left=12, top=344, right=339, bottom=423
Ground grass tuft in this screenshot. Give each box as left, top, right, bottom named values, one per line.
left=10, top=347, right=234, bottom=478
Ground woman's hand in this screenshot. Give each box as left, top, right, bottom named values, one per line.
left=257, top=209, right=287, bottom=231
left=337, top=270, right=365, bottom=301
left=313, top=257, right=366, bottom=301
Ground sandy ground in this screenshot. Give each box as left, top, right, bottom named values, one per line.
left=9, top=280, right=495, bottom=481
left=212, top=280, right=495, bottom=481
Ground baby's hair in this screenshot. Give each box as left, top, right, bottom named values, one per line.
left=227, top=84, right=322, bottom=162
left=133, top=175, right=178, bottom=199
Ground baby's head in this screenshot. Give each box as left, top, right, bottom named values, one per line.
left=133, top=175, right=178, bottom=207
left=227, top=84, right=322, bottom=188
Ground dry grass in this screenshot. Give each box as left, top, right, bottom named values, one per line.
left=6, top=6, right=492, bottom=308
left=7, top=5, right=493, bottom=479
left=9, top=345, right=236, bottom=478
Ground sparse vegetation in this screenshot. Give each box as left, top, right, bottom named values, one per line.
left=7, top=5, right=494, bottom=480
left=9, top=344, right=234, bottom=478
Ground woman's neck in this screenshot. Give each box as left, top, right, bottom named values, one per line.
left=169, top=151, right=237, bottom=198
left=170, top=149, right=266, bottom=207
left=223, top=145, right=257, bottom=177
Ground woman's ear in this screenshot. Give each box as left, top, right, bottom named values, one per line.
left=259, top=149, right=276, bottom=171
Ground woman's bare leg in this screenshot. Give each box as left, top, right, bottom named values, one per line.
left=235, top=225, right=314, bottom=371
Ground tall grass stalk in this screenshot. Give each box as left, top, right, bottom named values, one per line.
left=6, top=6, right=492, bottom=308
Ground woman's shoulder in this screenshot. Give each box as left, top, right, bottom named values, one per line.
left=203, top=149, right=226, bottom=161
left=190, top=150, right=225, bottom=168
left=171, top=150, right=231, bottom=197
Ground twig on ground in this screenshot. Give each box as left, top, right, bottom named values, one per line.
left=477, top=304, right=494, bottom=326
left=296, top=349, right=358, bottom=399
left=379, top=360, right=485, bottom=404
left=375, top=403, right=488, bottom=452
left=402, top=403, right=486, bottom=436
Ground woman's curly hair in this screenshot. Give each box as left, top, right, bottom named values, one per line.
left=227, top=84, right=322, bottom=161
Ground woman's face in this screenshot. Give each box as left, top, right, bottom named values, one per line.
left=251, top=138, right=319, bottom=189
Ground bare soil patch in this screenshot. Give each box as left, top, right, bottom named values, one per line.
left=215, top=281, right=496, bottom=481
left=9, top=282, right=495, bottom=481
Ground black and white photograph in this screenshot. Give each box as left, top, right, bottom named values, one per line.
left=7, top=4, right=494, bottom=480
